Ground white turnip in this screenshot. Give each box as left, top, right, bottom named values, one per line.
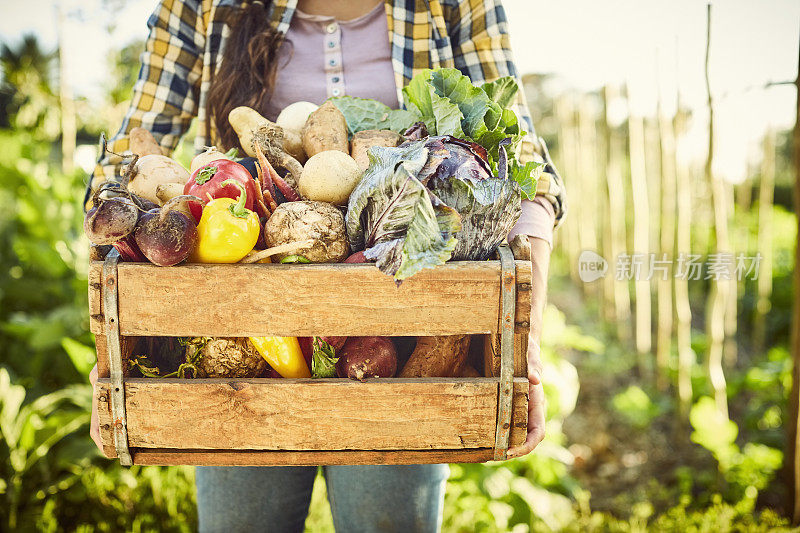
left=298, top=150, right=362, bottom=205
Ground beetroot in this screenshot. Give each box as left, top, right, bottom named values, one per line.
left=344, top=251, right=367, bottom=263
left=84, top=194, right=139, bottom=245
left=134, top=195, right=199, bottom=266
left=320, top=336, right=347, bottom=350
left=336, top=336, right=397, bottom=380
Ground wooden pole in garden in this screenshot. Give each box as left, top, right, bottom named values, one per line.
left=787, top=31, right=800, bottom=525
left=577, top=95, right=600, bottom=297
left=656, top=94, right=677, bottom=391
left=602, top=86, right=632, bottom=344
left=753, top=129, right=776, bottom=353
left=703, top=2, right=729, bottom=417
left=674, top=102, right=694, bottom=418
left=555, top=95, right=582, bottom=285
left=627, top=84, right=653, bottom=379
left=724, top=179, right=738, bottom=367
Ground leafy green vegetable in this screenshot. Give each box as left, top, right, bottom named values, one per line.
left=311, top=338, right=338, bottom=378
left=509, top=160, right=545, bottom=200
left=427, top=171, right=521, bottom=260
left=400, top=68, right=536, bottom=194
left=330, top=96, right=417, bottom=136
left=347, top=142, right=462, bottom=280
left=481, top=77, right=519, bottom=108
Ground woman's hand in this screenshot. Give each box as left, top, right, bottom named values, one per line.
left=89, top=364, right=103, bottom=451
left=506, top=340, right=545, bottom=458
left=506, top=235, right=551, bottom=459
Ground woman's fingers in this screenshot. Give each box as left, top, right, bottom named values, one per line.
left=506, top=381, right=546, bottom=458
left=526, top=339, right=543, bottom=385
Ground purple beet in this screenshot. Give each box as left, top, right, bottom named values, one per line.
left=134, top=195, right=199, bottom=266
left=336, top=336, right=397, bottom=380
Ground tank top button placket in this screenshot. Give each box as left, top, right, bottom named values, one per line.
left=324, top=21, right=344, bottom=98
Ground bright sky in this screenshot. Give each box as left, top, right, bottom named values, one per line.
left=1, top=0, right=798, bottom=182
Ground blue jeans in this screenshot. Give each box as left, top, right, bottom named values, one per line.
left=195, top=464, right=450, bottom=533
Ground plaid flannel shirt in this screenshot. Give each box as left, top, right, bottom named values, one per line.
left=88, top=0, right=566, bottom=225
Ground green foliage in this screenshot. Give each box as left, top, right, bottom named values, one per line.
left=0, top=34, right=59, bottom=138
left=611, top=386, right=664, bottom=429
left=690, top=397, right=783, bottom=502
left=0, top=129, right=198, bottom=531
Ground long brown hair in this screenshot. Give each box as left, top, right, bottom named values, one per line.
left=206, top=0, right=285, bottom=151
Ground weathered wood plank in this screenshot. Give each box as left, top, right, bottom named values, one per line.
left=87, top=261, right=531, bottom=337
left=94, top=334, right=109, bottom=378
left=127, top=448, right=497, bottom=466
left=483, top=333, right=528, bottom=378
left=88, top=261, right=104, bottom=335
left=97, top=378, right=527, bottom=452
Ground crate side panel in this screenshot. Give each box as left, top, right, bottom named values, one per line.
left=115, top=262, right=502, bottom=337
left=97, top=378, right=502, bottom=450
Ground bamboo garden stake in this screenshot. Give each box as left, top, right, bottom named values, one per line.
left=753, top=129, right=776, bottom=353
left=703, top=2, right=729, bottom=418
left=627, top=84, right=653, bottom=379
left=656, top=96, right=677, bottom=391
left=673, top=107, right=694, bottom=418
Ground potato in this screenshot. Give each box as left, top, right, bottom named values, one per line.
left=350, top=130, right=402, bottom=170
left=127, top=154, right=190, bottom=205
left=398, top=335, right=472, bottom=377
left=276, top=101, right=319, bottom=135
left=264, top=201, right=349, bottom=263
left=129, top=127, right=163, bottom=156
left=298, top=150, right=362, bottom=205
left=301, top=100, right=348, bottom=157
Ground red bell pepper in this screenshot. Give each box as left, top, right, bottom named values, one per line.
left=184, top=159, right=257, bottom=221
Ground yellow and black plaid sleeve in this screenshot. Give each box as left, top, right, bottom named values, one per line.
left=440, top=0, right=567, bottom=227
left=84, top=0, right=205, bottom=208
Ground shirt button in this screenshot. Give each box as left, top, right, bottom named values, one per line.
left=326, top=23, right=338, bottom=34
left=332, top=76, right=340, bottom=83
left=332, top=88, right=341, bottom=96
left=329, top=59, right=337, bottom=67
left=328, top=41, right=335, bottom=48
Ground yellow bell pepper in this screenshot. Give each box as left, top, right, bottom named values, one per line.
left=250, top=336, right=311, bottom=378
left=191, top=179, right=260, bottom=263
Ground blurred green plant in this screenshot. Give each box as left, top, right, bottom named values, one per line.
left=611, top=386, right=664, bottom=429
left=690, top=396, right=783, bottom=503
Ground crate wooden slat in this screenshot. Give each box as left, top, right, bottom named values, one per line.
left=105, top=448, right=502, bottom=466
left=88, top=260, right=532, bottom=338
left=96, top=378, right=528, bottom=452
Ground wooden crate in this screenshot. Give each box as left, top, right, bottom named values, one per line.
left=89, top=249, right=531, bottom=466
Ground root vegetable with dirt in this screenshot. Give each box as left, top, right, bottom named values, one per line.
left=301, top=100, right=349, bottom=158
left=264, top=201, right=350, bottom=263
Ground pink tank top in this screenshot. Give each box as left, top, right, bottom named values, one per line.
left=265, top=3, right=398, bottom=120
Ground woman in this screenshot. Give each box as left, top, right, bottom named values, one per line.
left=88, top=0, right=566, bottom=531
